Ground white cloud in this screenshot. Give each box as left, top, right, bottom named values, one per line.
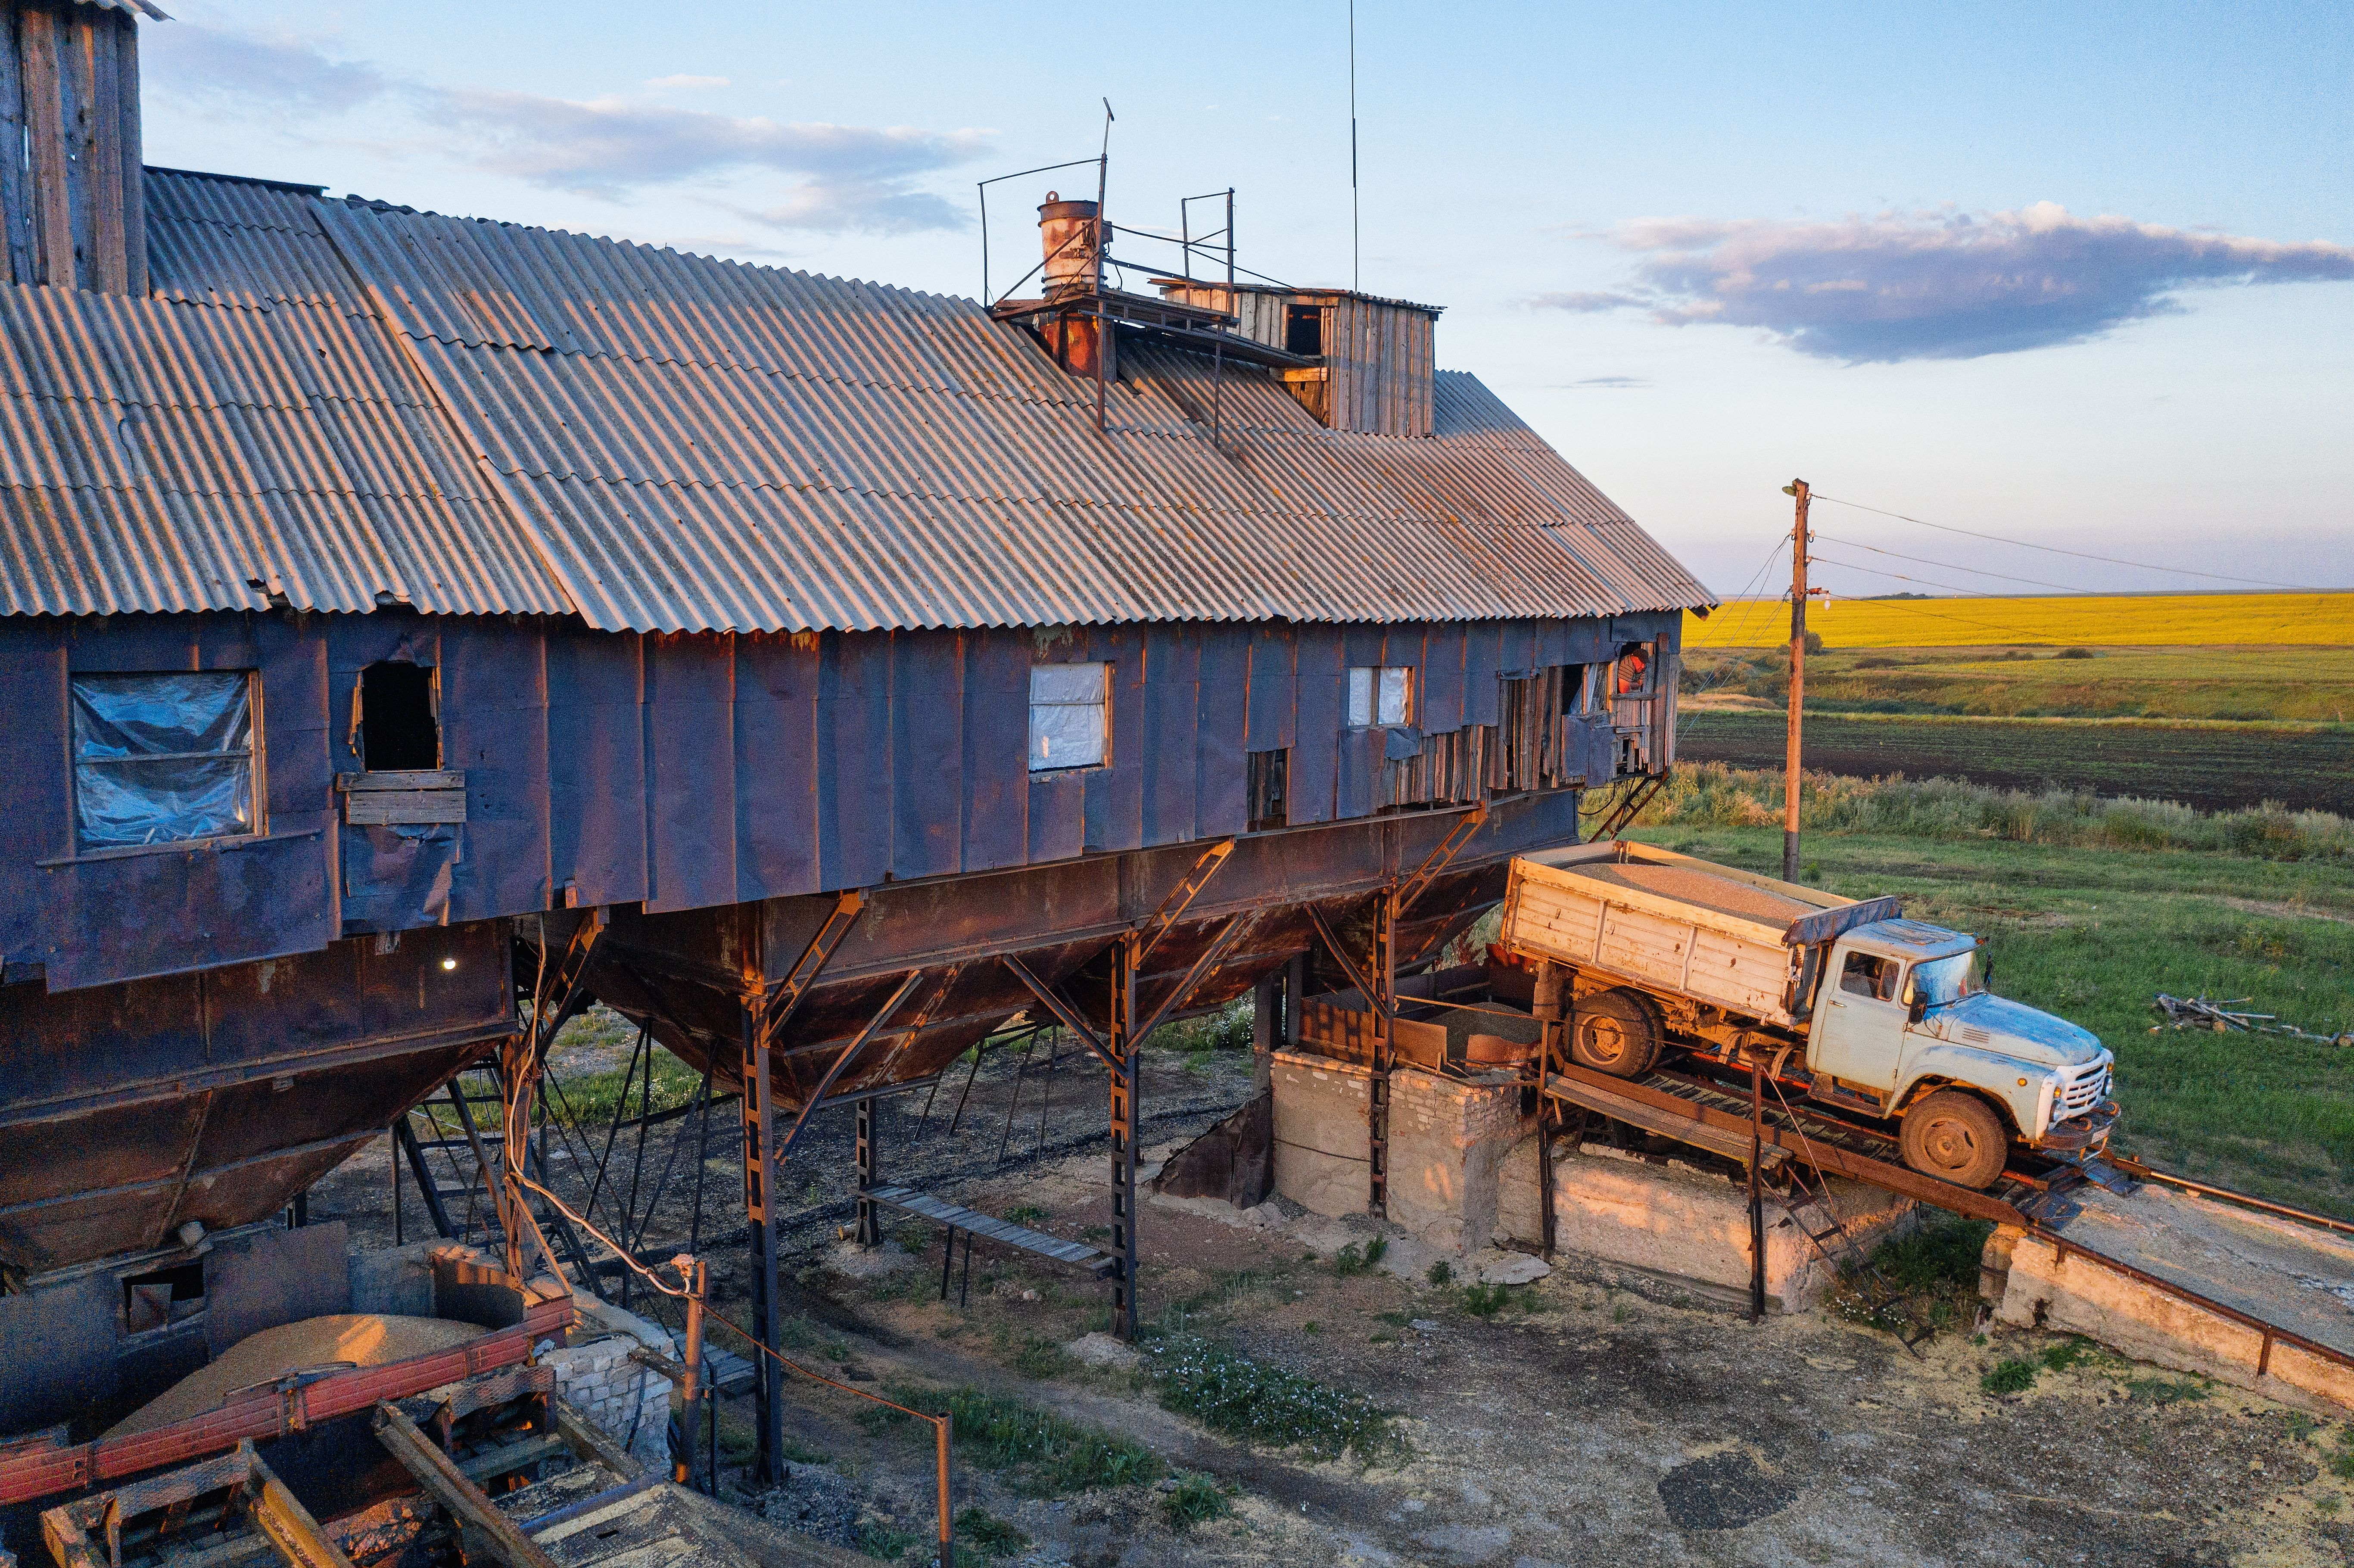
left=146, top=22, right=388, bottom=116
left=1535, top=203, right=2354, bottom=361
left=144, top=25, right=985, bottom=234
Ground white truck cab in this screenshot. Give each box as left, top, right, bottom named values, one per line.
left=1811, top=918, right=2115, bottom=1186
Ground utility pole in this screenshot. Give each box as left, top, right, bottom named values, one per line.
left=1781, top=479, right=1812, bottom=884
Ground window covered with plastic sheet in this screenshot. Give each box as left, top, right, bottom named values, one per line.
left=1029, top=663, right=1109, bottom=772
left=71, top=672, right=259, bottom=850
left=1346, top=666, right=1412, bottom=728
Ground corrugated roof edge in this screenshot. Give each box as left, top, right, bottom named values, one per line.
left=144, top=166, right=326, bottom=197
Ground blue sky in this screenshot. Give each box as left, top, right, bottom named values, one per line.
left=137, top=2, right=2354, bottom=598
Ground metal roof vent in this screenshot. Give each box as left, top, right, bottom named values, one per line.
left=1037, top=193, right=1100, bottom=296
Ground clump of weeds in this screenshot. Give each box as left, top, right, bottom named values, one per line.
left=955, top=1506, right=1029, bottom=1558
left=1161, top=1472, right=1235, bottom=1529
left=862, top=1383, right=1162, bottom=1495
left=1333, top=1237, right=1389, bottom=1276
left=1144, top=1334, right=1401, bottom=1464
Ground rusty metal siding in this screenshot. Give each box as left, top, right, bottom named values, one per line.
left=5, top=605, right=1676, bottom=991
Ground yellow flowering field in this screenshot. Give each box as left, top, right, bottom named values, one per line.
left=1687, top=592, right=2352, bottom=650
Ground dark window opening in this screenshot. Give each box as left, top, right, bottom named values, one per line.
left=1248, top=748, right=1289, bottom=831
left=361, top=661, right=440, bottom=772
left=1283, top=302, right=1323, bottom=358
left=121, top=1260, right=205, bottom=1335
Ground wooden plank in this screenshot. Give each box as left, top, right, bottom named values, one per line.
left=113, top=11, right=143, bottom=296
left=56, top=0, right=94, bottom=291
left=19, top=2, right=72, bottom=286
left=369, top=1403, right=557, bottom=1568
left=343, top=789, right=467, bottom=825
left=338, top=770, right=466, bottom=791
left=0, top=0, right=37, bottom=285
left=84, top=6, right=122, bottom=294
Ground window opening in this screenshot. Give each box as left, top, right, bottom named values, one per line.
left=121, top=1260, right=206, bottom=1335
left=1569, top=663, right=1610, bottom=716
left=1345, top=666, right=1412, bottom=728
left=1283, top=302, right=1323, bottom=358
left=1029, top=663, right=1109, bottom=772
left=1614, top=642, right=1654, bottom=696
left=1838, top=952, right=1899, bottom=1002
left=71, top=672, right=258, bottom=851
left=1247, top=748, right=1289, bottom=831
left=360, top=661, right=440, bottom=772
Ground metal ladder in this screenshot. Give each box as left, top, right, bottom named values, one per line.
left=1774, top=1157, right=1938, bottom=1352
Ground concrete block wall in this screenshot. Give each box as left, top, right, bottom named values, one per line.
left=1272, top=1051, right=1375, bottom=1216
left=1987, top=1228, right=2354, bottom=1414
left=1502, top=1141, right=1915, bottom=1312
left=547, top=1335, right=672, bottom=1470
left=1387, top=1068, right=1532, bottom=1255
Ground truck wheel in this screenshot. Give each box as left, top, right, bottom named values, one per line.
left=1568, top=989, right=1662, bottom=1079
left=1899, top=1090, right=2009, bottom=1189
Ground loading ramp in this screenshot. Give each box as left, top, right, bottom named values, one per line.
left=1543, top=1059, right=2354, bottom=1405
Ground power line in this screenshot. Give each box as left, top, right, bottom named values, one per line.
left=1809, top=493, right=2328, bottom=592
left=1812, top=532, right=2100, bottom=596
left=1809, top=552, right=2050, bottom=602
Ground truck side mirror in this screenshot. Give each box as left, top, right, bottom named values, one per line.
left=1907, top=998, right=1927, bottom=1025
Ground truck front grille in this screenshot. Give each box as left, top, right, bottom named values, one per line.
left=2056, top=1059, right=2111, bottom=1120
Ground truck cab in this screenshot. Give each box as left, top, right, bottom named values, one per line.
left=1809, top=918, right=2116, bottom=1186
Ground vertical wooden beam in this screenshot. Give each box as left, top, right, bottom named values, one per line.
left=83, top=5, right=122, bottom=295
left=112, top=8, right=141, bottom=296
left=56, top=0, right=95, bottom=291
left=0, top=2, right=36, bottom=286
left=19, top=1, right=72, bottom=286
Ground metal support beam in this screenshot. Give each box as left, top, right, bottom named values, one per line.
left=1107, top=934, right=1139, bottom=1339
left=1131, top=914, right=1252, bottom=1046
left=740, top=1001, right=784, bottom=1487
left=856, top=1096, right=881, bottom=1246
left=1396, top=801, right=1488, bottom=919
left=1369, top=887, right=1397, bottom=1215
left=763, top=890, right=866, bottom=1042
left=1133, top=838, right=1235, bottom=968
left=998, top=955, right=1115, bottom=1070
left=1304, top=902, right=1379, bottom=1015
left=772, top=969, right=924, bottom=1165
left=738, top=888, right=863, bottom=1488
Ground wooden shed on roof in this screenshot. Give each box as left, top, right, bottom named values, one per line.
left=1152, top=279, right=1439, bottom=436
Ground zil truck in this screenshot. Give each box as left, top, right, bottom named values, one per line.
left=1497, top=841, right=2117, bottom=1189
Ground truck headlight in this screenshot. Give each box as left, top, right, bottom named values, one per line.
left=2036, top=1072, right=2060, bottom=1136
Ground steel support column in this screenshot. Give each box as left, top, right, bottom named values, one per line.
left=1108, top=934, right=1140, bottom=1339
left=740, top=1000, right=785, bottom=1486
left=1369, top=887, right=1398, bottom=1215
left=856, top=1095, right=881, bottom=1246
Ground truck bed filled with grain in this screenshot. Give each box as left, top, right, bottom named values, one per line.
left=1500, top=842, right=1896, bottom=1028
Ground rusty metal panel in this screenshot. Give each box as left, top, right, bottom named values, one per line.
left=1140, top=626, right=1202, bottom=848
left=958, top=629, right=1030, bottom=872
left=40, top=828, right=337, bottom=992
left=203, top=1220, right=352, bottom=1356
left=732, top=632, right=819, bottom=901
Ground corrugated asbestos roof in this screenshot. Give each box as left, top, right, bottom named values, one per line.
left=0, top=169, right=1711, bottom=631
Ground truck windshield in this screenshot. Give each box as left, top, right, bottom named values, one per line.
left=1908, top=952, right=1980, bottom=1008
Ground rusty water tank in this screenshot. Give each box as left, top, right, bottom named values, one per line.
left=1037, top=192, right=1100, bottom=292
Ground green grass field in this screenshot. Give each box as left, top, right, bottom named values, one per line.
left=1685, top=646, right=2354, bottom=724
left=1626, top=766, right=2354, bottom=1219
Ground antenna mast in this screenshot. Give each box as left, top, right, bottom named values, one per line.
left=1348, top=0, right=1360, bottom=292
